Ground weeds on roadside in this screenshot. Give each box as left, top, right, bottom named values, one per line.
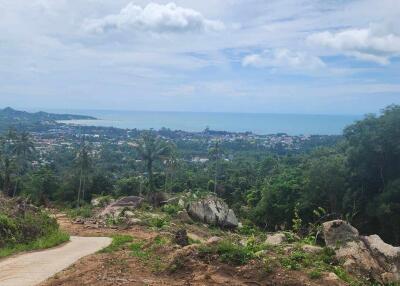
left=100, top=235, right=133, bottom=253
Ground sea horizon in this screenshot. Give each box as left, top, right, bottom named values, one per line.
left=36, top=108, right=364, bottom=136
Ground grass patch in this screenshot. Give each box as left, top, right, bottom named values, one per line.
left=0, top=230, right=70, bottom=258
left=129, top=235, right=171, bottom=272
left=66, top=205, right=93, bottom=219
left=99, top=235, right=133, bottom=253
left=199, top=240, right=257, bottom=266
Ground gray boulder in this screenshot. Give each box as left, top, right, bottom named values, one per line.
left=265, top=233, right=287, bottom=245
left=322, top=219, right=359, bottom=247
left=99, top=196, right=144, bottom=218
left=323, top=220, right=400, bottom=283
left=187, top=197, right=238, bottom=228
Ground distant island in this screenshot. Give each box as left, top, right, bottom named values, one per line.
left=0, top=107, right=96, bottom=132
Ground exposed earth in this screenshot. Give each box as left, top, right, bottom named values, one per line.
left=38, top=214, right=345, bottom=286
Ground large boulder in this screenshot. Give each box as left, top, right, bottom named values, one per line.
left=99, top=196, right=144, bottom=218
left=322, top=220, right=359, bottom=248
left=322, top=220, right=400, bottom=283
left=187, top=197, right=238, bottom=228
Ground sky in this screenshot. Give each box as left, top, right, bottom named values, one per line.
left=0, top=0, right=399, bottom=115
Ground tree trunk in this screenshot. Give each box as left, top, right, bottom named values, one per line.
left=12, top=179, right=18, bottom=197
left=214, top=160, right=218, bottom=194
left=77, top=168, right=83, bottom=208
left=82, top=175, right=86, bottom=203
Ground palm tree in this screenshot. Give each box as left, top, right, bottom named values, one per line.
left=12, top=131, right=35, bottom=196
left=164, top=148, right=178, bottom=192
left=135, top=132, right=172, bottom=205
left=75, top=139, right=91, bottom=207
left=208, top=141, right=223, bottom=194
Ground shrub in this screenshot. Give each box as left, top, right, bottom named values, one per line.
left=66, top=205, right=93, bottom=219
left=161, top=204, right=182, bottom=216
left=148, top=217, right=169, bottom=229
left=0, top=214, right=18, bottom=247
left=199, top=240, right=255, bottom=266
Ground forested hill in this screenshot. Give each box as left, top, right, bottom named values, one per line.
left=0, top=107, right=96, bottom=132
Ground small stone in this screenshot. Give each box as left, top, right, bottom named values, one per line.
left=206, top=236, right=222, bottom=245
left=265, top=233, right=286, bottom=245
left=302, top=245, right=323, bottom=254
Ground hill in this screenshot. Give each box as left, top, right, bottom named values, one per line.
left=0, top=107, right=96, bottom=132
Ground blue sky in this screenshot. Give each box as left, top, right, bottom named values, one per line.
left=0, top=0, right=399, bottom=114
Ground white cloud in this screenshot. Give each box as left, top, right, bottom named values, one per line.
left=308, top=23, right=400, bottom=65
left=242, top=48, right=325, bottom=70
left=83, top=2, right=225, bottom=34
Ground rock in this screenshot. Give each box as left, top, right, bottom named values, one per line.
left=124, top=211, right=135, bottom=218
left=111, top=196, right=144, bottom=208
left=323, top=220, right=400, bottom=284
left=363, top=235, right=400, bottom=282
left=302, top=244, right=323, bottom=254
left=336, top=240, right=383, bottom=280
left=322, top=220, right=359, bottom=247
left=91, top=196, right=114, bottom=207
left=128, top=218, right=142, bottom=225
left=174, top=229, right=189, bottom=247
left=99, top=196, right=144, bottom=218
left=178, top=198, right=185, bottom=208
left=206, top=236, right=222, bottom=245
left=363, top=234, right=400, bottom=260
left=265, top=233, right=286, bottom=245
left=187, top=197, right=238, bottom=228
left=322, top=272, right=343, bottom=286
left=176, top=209, right=192, bottom=223
left=73, top=217, right=85, bottom=224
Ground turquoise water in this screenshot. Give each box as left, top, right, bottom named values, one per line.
left=55, top=110, right=362, bottom=135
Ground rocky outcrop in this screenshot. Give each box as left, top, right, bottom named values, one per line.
left=322, top=219, right=400, bottom=283
left=99, top=196, right=144, bottom=218
left=187, top=197, right=238, bottom=228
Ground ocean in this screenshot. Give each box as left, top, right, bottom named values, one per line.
left=54, top=110, right=363, bottom=136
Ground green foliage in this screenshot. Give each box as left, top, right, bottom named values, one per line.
left=161, top=204, right=182, bottom=216
left=148, top=216, right=170, bottom=229
left=0, top=213, right=18, bottom=246
left=0, top=230, right=69, bottom=258
left=129, top=235, right=171, bottom=272
left=100, top=235, right=133, bottom=253
left=66, top=205, right=93, bottom=219
left=292, top=203, right=302, bottom=234
left=199, top=240, right=256, bottom=266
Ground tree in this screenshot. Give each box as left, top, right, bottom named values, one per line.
left=12, top=131, right=35, bottom=196
left=75, top=139, right=92, bottom=207
left=134, top=132, right=172, bottom=205
left=208, top=141, right=223, bottom=194
left=164, top=147, right=178, bottom=192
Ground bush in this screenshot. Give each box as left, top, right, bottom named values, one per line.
left=0, top=214, right=18, bottom=247
left=199, top=240, right=255, bottom=266
left=161, top=204, right=182, bottom=216
left=66, top=205, right=93, bottom=219
left=148, top=217, right=169, bottom=229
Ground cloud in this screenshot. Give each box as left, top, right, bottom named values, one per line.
left=308, top=23, right=400, bottom=65
left=242, top=48, right=325, bottom=70
left=83, top=2, right=224, bottom=34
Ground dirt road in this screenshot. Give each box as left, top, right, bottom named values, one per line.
left=0, top=236, right=112, bottom=286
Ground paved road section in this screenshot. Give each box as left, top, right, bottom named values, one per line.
left=0, top=236, right=112, bottom=286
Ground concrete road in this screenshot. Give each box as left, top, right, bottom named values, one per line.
left=0, top=236, right=112, bottom=286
